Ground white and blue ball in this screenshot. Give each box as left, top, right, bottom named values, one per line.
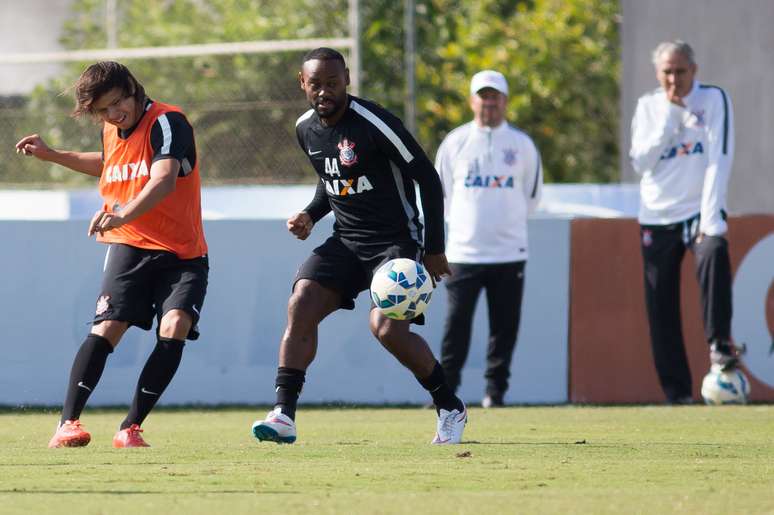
left=700, top=366, right=751, bottom=405
left=370, top=258, right=434, bottom=320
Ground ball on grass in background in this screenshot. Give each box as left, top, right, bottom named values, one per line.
left=370, top=258, right=434, bottom=320
left=700, top=366, right=751, bottom=405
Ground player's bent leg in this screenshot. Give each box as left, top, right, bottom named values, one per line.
left=117, top=310, right=190, bottom=447
left=369, top=310, right=435, bottom=376
left=105, top=311, right=188, bottom=449
left=50, top=324, right=125, bottom=447
left=253, top=280, right=340, bottom=444
left=369, top=309, right=466, bottom=444
left=279, top=279, right=341, bottom=369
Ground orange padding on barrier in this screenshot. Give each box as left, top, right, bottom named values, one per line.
left=569, top=215, right=774, bottom=403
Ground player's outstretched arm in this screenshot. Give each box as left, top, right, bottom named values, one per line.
left=287, top=212, right=314, bottom=240
left=88, top=157, right=178, bottom=236
left=15, top=134, right=102, bottom=177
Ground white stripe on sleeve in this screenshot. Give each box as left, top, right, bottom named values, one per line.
left=351, top=100, right=414, bottom=163
left=295, top=109, right=314, bottom=127
left=158, top=114, right=172, bottom=154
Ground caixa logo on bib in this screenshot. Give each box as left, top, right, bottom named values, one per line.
left=732, top=233, right=774, bottom=388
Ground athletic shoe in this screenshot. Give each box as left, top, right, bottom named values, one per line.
left=48, top=419, right=91, bottom=448
left=112, top=424, right=150, bottom=448
left=431, top=403, right=467, bottom=445
left=481, top=394, right=505, bottom=408
left=252, top=407, right=297, bottom=444
left=710, top=340, right=745, bottom=371
left=667, top=395, right=694, bottom=405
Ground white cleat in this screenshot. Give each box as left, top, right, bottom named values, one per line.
left=252, top=407, right=297, bottom=444
left=431, top=404, right=467, bottom=445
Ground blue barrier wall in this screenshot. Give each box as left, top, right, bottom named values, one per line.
left=0, top=217, right=570, bottom=406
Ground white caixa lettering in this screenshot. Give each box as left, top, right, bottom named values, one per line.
left=105, top=160, right=149, bottom=184
left=324, top=175, right=374, bottom=196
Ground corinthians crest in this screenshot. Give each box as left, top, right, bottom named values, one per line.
left=95, top=295, right=110, bottom=315
left=337, top=138, right=358, bottom=167
left=503, top=148, right=518, bottom=166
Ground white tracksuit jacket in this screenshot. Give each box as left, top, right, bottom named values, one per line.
left=629, top=80, right=734, bottom=235
left=435, top=121, right=543, bottom=263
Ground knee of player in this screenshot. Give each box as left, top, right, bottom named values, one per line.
left=91, top=320, right=128, bottom=346
left=369, top=316, right=398, bottom=344
left=158, top=309, right=192, bottom=338
left=287, top=281, right=321, bottom=318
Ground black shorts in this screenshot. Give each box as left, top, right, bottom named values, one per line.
left=295, top=236, right=425, bottom=323
left=94, top=243, right=209, bottom=340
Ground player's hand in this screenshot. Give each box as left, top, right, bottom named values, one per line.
left=423, top=253, right=452, bottom=285
left=287, top=211, right=314, bottom=240
left=87, top=210, right=125, bottom=236
left=15, top=134, right=53, bottom=160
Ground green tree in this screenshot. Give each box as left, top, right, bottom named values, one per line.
left=361, top=0, right=620, bottom=183
left=6, top=0, right=346, bottom=186
left=3, top=0, right=620, bottom=186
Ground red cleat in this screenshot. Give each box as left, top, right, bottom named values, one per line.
left=48, top=420, right=91, bottom=448
left=112, top=424, right=150, bottom=448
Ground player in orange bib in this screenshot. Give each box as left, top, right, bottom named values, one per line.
left=16, top=61, right=208, bottom=448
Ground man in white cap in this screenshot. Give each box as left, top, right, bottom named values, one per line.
left=435, top=70, right=543, bottom=407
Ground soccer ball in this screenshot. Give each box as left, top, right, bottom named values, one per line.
left=370, top=258, right=434, bottom=320
left=700, top=366, right=751, bottom=405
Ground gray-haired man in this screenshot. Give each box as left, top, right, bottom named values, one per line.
left=629, top=40, right=742, bottom=403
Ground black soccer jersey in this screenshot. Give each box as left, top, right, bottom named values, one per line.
left=295, top=95, right=445, bottom=254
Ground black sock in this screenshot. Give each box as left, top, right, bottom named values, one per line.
left=416, top=361, right=464, bottom=413
left=274, top=367, right=305, bottom=420
left=121, top=337, right=185, bottom=430
left=61, top=334, right=114, bottom=424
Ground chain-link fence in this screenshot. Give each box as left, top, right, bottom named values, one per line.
left=1, top=51, right=341, bottom=187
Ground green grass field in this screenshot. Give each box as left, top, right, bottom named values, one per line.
left=2, top=406, right=774, bottom=514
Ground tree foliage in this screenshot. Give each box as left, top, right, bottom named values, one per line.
left=363, top=0, right=620, bottom=183
left=3, top=0, right=620, bottom=186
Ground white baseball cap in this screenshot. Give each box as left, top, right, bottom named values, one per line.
left=470, top=70, right=508, bottom=96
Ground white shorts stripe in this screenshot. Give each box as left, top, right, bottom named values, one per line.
left=103, top=244, right=112, bottom=272
left=351, top=100, right=414, bottom=163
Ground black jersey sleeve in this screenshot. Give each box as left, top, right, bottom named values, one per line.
left=296, top=111, right=331, bottom=222
left=303, top=178, right=332, bottom=223
left=352, top=101, right=445, bottom=254
left=149, top=111, right=197, bottom=176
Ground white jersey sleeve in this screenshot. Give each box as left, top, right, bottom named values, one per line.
left=699, top=87, right=734, bottom=236
left=522, top=137, right=543, bottom=214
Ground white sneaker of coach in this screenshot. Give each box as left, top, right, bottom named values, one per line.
left=431, top=404, right=467, bottom=444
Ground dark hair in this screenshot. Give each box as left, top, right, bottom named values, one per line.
left=72, top=61, right=145, bottom=117
left=302, top=47, right=346, bottom=66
